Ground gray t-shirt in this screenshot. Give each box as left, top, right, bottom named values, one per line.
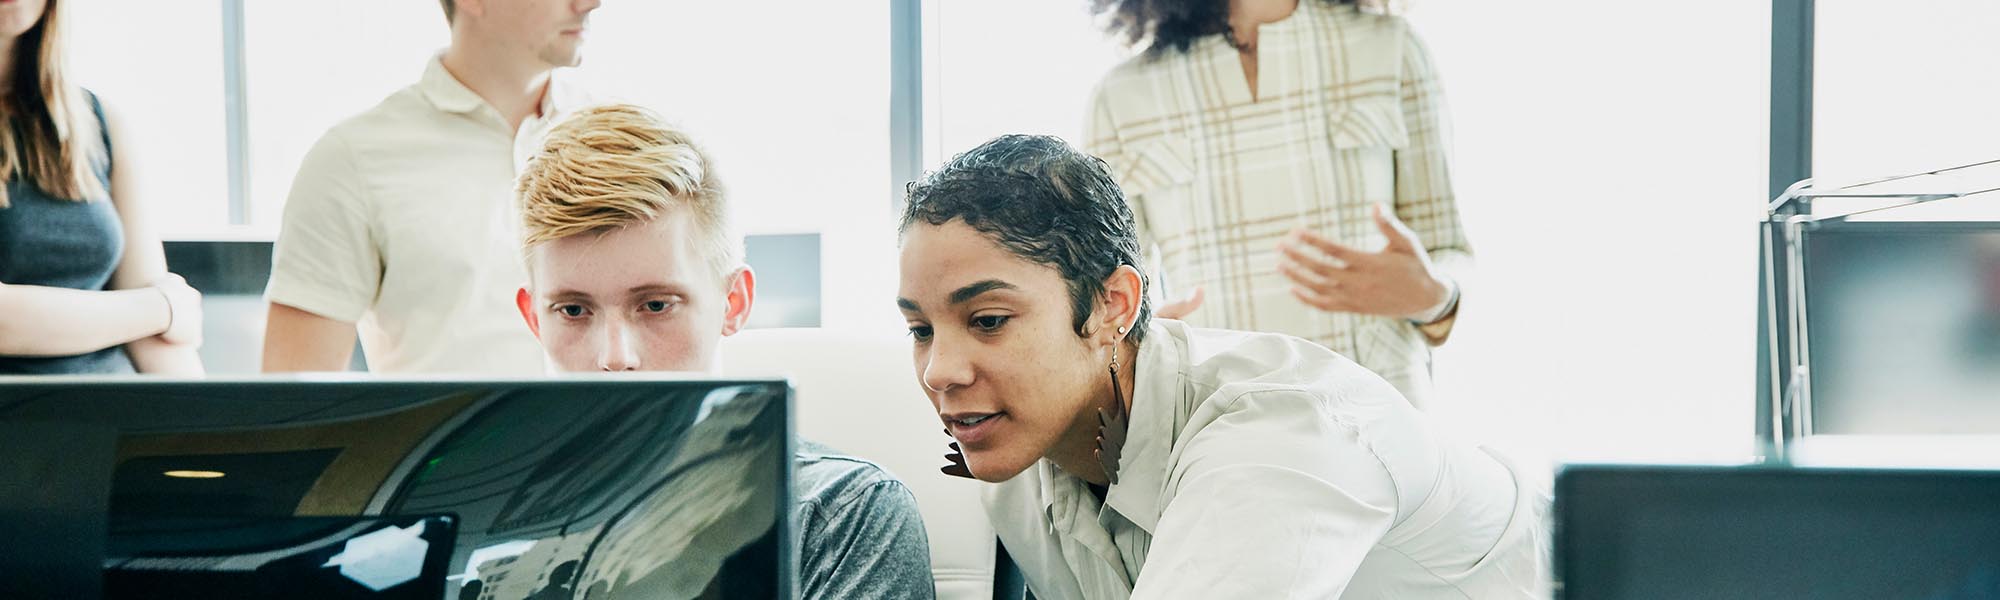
left=796, top=441, right=936, bottom=599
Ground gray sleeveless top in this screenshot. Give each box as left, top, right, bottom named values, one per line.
left=0, top=91, right=134, bottom=374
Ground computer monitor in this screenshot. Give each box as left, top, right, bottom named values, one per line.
left=1555, top=464, right=2000, bottom=599
left=1803, top=220, right=2000, bottom=434
left=0, top=377, right=795, bottom=599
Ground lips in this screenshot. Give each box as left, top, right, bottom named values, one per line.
left=950, top=414, right=996, bottom=426
left=944, top=411, right=1006, bottom=446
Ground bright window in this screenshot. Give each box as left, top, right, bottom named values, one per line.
left=242, top=1, right=446, bottom=231
left=68, top=1, right=229, bottom=236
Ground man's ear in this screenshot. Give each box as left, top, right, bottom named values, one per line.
left=1098, top=264, right=1144, bottom=342
left=720, top=266, right=756, bottom=337
left=516, top=287, right=541, bottom=339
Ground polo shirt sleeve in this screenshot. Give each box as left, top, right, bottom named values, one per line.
left=265, top=127, right=381, bottom=323
left=1129, top=389, right=1398, bottom=599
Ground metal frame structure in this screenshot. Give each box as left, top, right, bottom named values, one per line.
left=220, top=0, right=251, bottom=225
left=1758, top=0, right=1815, bottom=460
left=1764, top=163, right=1999, bottom=453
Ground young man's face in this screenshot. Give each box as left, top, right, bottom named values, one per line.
left=475, top=0, right=600, bottom=69
left=518, top=211, right=753, bottom=373
left=897, top=220, right=1107, bottom=482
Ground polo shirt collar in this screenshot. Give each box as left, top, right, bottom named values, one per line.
left=417, top=54, right=487, bottom=115
left=417, top=54, right=576, bottom=119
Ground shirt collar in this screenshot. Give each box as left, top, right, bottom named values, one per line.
left=1032, top=321, right=1186, bottom=535
left=417, top=54, right=487, bottom=115
left=417, top=54, right=577, bottom=120
left=1200, top=0, right=1355, bottom=53
left=1098, top=320, right=1184, bottom=534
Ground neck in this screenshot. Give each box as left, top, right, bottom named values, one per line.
left=1227, top=0, right=1300, bottom=51
left=1049, top=339, right=1141, bottom=486
left=1, top=36, right=22, bottom=94
left=439, top=33, right=552, bottom=134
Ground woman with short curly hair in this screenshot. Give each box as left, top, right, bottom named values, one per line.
left=900, top=134, right=1542, bottom=599
left=1083, top=0, right=1469, bottom=409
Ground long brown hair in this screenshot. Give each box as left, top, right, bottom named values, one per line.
left=0, top=0, right=105, bottom=208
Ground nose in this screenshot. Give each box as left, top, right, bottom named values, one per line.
left=575, top=0, right=602, bottom=14
left=921, top=342, right=974, bottom=394
left=599, top=321, right=640, bottom=372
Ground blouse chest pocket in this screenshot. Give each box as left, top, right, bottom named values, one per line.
left=1326, top=98, right=1410, bottom=151
left=1319, top=99, right=1409, bottom=234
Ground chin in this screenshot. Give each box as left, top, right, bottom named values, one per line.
left=966, top=452, right=1036, bottom=483
left=539, top=48, right=583, bottom=69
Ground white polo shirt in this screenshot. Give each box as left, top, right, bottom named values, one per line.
left=983, top=320, right=1548, bottom=599
left=266, top=56, right=580, bottom=373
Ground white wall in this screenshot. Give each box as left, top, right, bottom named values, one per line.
left=1409, top=1, right=1766, bottom=464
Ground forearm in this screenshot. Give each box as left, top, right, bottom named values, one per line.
left=126, top=337, right=204, bottom=376
left=0, top=283, right=169, bottom=356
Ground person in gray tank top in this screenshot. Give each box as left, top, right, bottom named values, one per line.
left=0, top=0, right=203, bottom=375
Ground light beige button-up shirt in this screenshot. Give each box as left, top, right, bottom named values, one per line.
left=983, top=320, right=1545, bottom=599
left=1085, top=1, right=1470, bottom=406
left=267, top=57, right=582, bottom=373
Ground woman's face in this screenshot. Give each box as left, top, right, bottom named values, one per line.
left=898, top=220, right=1107, bottom=482
left=0, top=0, right=47, bottom=41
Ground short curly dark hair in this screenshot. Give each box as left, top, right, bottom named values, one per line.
left=1092, top=0, right=1359, bottom=57
left=900, top=135, right=1152, bottom=343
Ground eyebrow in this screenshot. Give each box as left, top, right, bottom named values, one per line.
left=626, top=283, right=689, bottom=296
left=896, top=279, right=1020, bottom=314
left=949, top=279, right=1019, bottom=305
left=544, top=282, right=689, bottom=302
left=546, top=289, right=594, bottom=303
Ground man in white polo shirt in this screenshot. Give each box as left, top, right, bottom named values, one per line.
left=262, top=0, right=600, bottom=373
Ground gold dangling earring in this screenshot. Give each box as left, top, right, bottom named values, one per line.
left=1094, top=326, right=1130, bottom=485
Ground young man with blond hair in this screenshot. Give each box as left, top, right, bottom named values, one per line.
left=514, top=103, right=937, bottom=599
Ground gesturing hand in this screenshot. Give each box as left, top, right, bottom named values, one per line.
left=1276, top=204, right=1449, bottom=320
left=1154, top=286, right=1204, bottom=320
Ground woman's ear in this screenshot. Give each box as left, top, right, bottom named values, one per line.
left=1098, top=264, right=1144, bottom=342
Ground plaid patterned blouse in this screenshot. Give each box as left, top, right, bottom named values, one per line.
left=1085, top=0, right=1471, bottom=406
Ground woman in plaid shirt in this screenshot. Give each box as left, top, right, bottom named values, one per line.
left=1084, top=0, right=1470, bottom=407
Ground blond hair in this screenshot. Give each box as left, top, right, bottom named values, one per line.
left=0, top=0, right=107, bottom=208
left=517, top=104, right=740, bottom=280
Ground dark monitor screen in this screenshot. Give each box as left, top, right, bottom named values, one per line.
left=1803, top=220, right=2000, bottom=434
left=1555, top=465, right=2000, bottom=599
left=0, top=377, right=794, bottom=599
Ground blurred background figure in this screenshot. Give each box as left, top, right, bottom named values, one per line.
left=1080, top=0, right=1471, bottom=407
left=260, top=0, right=600, bottom=373
left=0, top=0, right=202, bottom=376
